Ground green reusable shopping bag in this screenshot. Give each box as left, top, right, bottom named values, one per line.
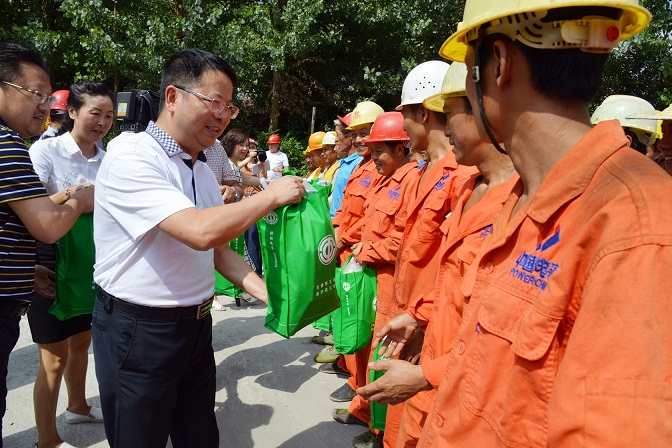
left=259, top=183, right=340, bottom=338
left=331, top=256, right=377, bottom=354
left=370, top=340, right=389, bottom=431
left=214, top=232, right=246, bottom=297
left=312, top=312, right=332, bottom=331
left=48, top=213, right=97, bottom=321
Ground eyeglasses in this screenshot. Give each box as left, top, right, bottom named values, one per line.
left=173, top=85, right=239, bottom=119
left=1, top=80, right=56, bottom=107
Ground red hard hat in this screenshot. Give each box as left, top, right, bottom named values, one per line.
left=337, top=112, right=352, bottom=127
left=51, top=90, right=69, bottom=111
left=367, top=112, right=409, bottom=143
left=267, top=133, right=281, bottom=144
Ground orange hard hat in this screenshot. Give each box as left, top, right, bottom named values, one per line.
left=367, top=112, right=409, bottom=143
left=267, top=133, right=281, bottom=144
left=337, top=112, right=352, bottom=127
left=51, top=90, right=69, bottom=112
left=306, top=131, right=326, bottom=152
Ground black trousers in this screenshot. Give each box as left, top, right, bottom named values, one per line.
left=92, top=292, right=218, bottom=448
left=0, top=315, right=20, bottom=448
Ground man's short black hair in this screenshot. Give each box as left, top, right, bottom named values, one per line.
left=0, top=42, right=47, bottom=86
left=479, top=34, right=608, bottom=104
left=159, top=48, right=238, bottom=112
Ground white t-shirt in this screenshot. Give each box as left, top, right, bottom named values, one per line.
left=93, top=124, right=224, bottom=307
left=266, top=150, right=289, bottom=181
left=29, top=131, right=104, bottom=194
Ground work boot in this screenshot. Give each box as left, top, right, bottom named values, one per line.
left=314, top=345, right=339, bottom=363
left=319, top=360, right=348, bottom=375
left=332, top=408, right=368, bottom=426
left=329, top=383, right=356, bottom=402
left=353, top=430, right=383, bottom=448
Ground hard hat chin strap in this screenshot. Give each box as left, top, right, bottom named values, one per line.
left=472, top=39, right=507, bottom=155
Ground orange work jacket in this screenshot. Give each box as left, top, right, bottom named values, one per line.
left=418, top=121, right=672, bottom=448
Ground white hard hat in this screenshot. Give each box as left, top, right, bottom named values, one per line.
left=396, top=61, right=451, bottom=110
left=321, top=131, right=337, bottom=146
left=591, top=95, right=660, bottom=137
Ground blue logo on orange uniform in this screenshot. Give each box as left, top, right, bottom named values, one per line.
left=479, top=225, right=493, bottom=239
left=433, top=173, right=451, bottom=191
left=509, top=228, right=561, bottom=291
left=359, top=175, right=372, bottom=188
left=387, top=185, right=401, bottom=200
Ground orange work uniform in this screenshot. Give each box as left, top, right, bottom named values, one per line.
left=347, top=161, right=420, bottom=427
left=397, top=173, right=518, bottom=448
left=381, top=153, right=476, bottom=448
left=333, top=159, right=382, bottom=402
left=334, top=159, right=382, bottom=264
left=418, top=121, right=672, bottom=448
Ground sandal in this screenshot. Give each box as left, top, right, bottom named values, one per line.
left=211, top=301, right=226, bottom=311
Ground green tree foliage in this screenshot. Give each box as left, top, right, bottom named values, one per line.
left=1, top=0, right=670, bottom=140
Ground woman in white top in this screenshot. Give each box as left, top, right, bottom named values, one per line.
left=28, top=81, right=114, bottom=448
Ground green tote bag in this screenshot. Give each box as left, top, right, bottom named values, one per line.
left=258, top=183, right=340, bottom=338
left=214, top=232, right=246, bottom=297
left=331, top=256, right=377, bottom=354
left=48, top=213, right=97, bottom=320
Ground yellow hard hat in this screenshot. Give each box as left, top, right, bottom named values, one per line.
left=346, top=101, right=384, bottom=131
left=306, top=131, right=326, bottom=152
left=423, top=62, right=469, bottom=113
left=440, top=0, right=651, bottom=63
left=591, top=95, right=660, bottom=145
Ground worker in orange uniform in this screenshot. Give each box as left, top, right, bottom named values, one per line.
left=357, top=61, right=517, bottom=447
left=322, top=102, right=385, bottom=383
left=370, top=1, right=672, bottom=447
left=368, top=60, right=478, bottom=448
left=333, top=111, right=420, bottom=448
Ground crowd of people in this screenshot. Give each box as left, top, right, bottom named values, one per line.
left=0, top=0, right=671, bottom=447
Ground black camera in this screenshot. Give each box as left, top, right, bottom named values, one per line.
left=115, top=90, right=159, bottom=133
left=256, top=149, right=267, bottom=162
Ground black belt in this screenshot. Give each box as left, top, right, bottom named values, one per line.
left=97, top=289, right=213, bottom=320
left=0, top=300, right=30, bottom=318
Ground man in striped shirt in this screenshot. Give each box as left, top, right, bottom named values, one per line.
left=0, top=42, right=94, bottom=446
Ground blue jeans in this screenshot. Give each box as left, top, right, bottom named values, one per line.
left=92, top=293, right=218, bottom=448
left=245, top=223, right=263, bottom=276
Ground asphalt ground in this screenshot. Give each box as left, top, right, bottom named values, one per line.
left=4, top=296, right=364, bottom=447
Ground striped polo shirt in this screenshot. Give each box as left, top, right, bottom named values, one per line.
left=0, top=119, right=48, bottom=302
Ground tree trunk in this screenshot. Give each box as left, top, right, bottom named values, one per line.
left=270, top=71, right=281, bottom=131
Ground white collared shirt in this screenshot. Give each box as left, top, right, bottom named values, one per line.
left=29, top=131, right=104, bottom=194
left=93, top=126, right=224, bottom=307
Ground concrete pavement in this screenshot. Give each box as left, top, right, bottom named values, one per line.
left=3, top=296, right=364, bottom=447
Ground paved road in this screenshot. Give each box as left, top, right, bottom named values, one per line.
left=4, top=296, right=363, bottom=447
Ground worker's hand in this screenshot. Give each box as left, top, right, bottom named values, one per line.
left=356, top=360, right=431, bottom=405
left=372, top=312, right=424, bottom=359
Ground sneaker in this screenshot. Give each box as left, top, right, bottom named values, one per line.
left=319, top=361, right=349, bottom=375
left=329, top=383, right=356, bottom=402
left=353, top=430, right=383, bottom=448
left=311, top=333, right=335, bottom=345
left=314, top=345, right=339, bottom=363
left=65, top=405, right=104, bottom=424
left=332, top=408, right=368, bottom=426
left=240, top=293, right=257, bottom=303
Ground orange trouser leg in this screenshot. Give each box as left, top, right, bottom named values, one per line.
left=383, top=401, right=406, bottom=448
left=344, top=339, right=373, bottom=424
left=396, top=389, right=436, bottom=448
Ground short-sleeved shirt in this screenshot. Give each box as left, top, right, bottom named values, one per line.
left=93, top=122, right=224, bottom=307
left=0, top=119, right=48, bottom=302
left=266, top=150, right=289, bottom=180
left=330, top=153, right=363, bottom=218
left=204, top=140, right=238, bottom=184
left=29, top=131, right=105, bottom=194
